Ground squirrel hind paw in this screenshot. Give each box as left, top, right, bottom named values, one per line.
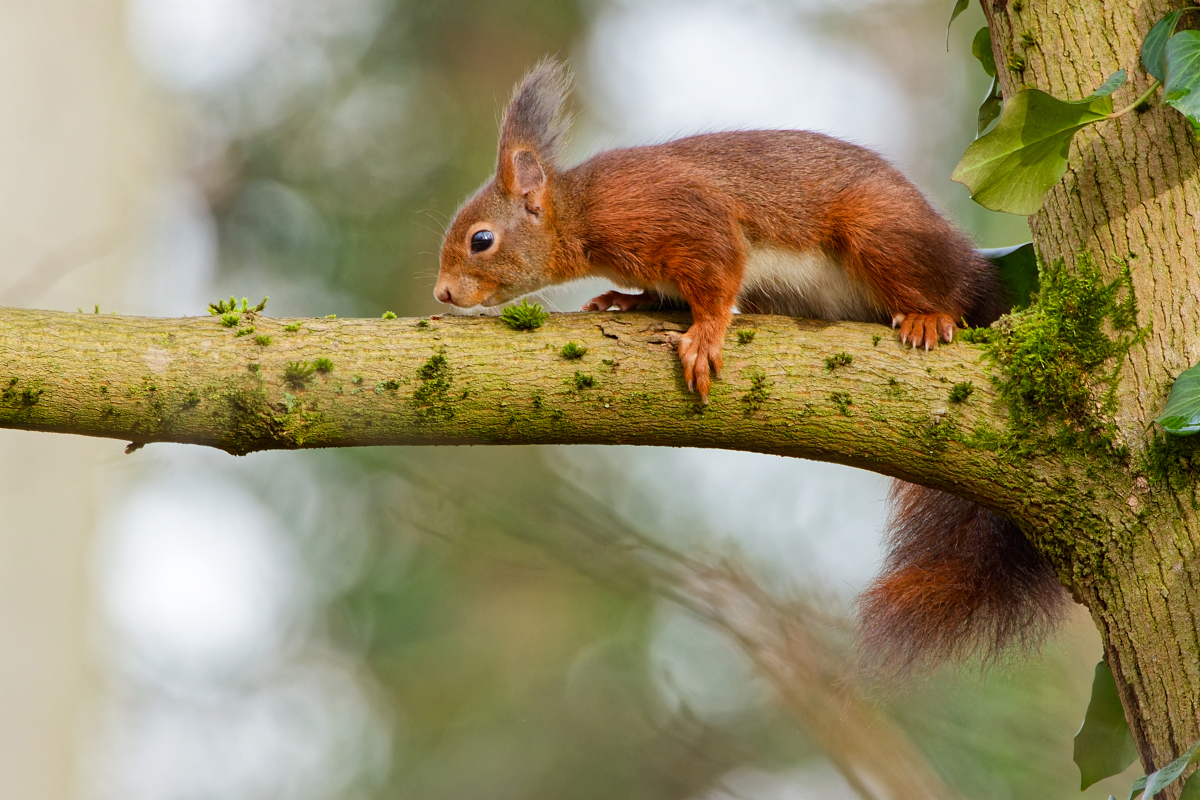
left=582, top=290, right=654, bottom=312
left=894, top=313, right=958, bottom=350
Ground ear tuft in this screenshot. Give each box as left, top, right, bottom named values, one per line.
left=498, top=58, right=572, bottom=195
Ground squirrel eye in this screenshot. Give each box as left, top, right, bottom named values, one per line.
left=470, top=230, right=495, bottom=253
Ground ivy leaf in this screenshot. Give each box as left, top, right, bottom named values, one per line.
left=1141, top=739, right=1200, bottom=799
left=946, top=0, right=970, bottom=48
left=1157, top=362, right=1200, bottom=436
left=972, top=28, right=1001, bottom=136
left=1074, top=661, right=1138, bottom=790
left=1086, top=69, right=1130, bottom=101
left=952, top=71, right=1125, bottom=214
left=978, top=76, right=1003, bottom=135
left=1164, top=31, right=1200, bottom=139
left=1143, top=10, right=1182, bottom=82
left=980, top=242, right=1038, bottom=311
left=972, top=26, right=997, bottom=77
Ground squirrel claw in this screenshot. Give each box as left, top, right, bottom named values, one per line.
left=894, top=313, right=957, bottom=350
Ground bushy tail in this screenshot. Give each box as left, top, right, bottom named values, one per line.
left=857, top=482, right=1067, bottom=672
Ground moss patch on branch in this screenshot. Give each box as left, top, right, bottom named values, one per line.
left=983, top=253, right=1142, bottom=458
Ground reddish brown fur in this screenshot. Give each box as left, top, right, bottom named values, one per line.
left=435, top=60, right=1065, bottom=670
left=858, top=483, right=1065, bottom=671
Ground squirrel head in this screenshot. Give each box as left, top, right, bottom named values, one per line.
left=435, top=59, right=572, bottom=308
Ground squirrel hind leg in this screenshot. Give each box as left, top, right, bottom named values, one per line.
left=856, top=482, right=1067, bottom=674
left=582, top=290, right=660, bottom=312
left=892, top=313, right=957, bottom=349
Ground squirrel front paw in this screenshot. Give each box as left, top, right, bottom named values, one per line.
left=581, top=290, right=655, bottom=312
left=892, top=313, right=957, bottom=350
left=673, top=325, right=723, bottom=403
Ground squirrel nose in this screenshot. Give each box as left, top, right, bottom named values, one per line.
left=435, top=285, right=453, bottom=304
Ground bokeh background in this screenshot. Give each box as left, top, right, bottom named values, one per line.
left=0, top=1, right=1140, bottom=798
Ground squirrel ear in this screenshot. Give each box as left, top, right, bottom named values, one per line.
left=495, top=59, right=571, bottom=198
left=511, top=150, right=546, bottom=196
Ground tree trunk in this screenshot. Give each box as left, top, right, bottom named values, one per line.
left=984, top=0, right=1200, bottom=779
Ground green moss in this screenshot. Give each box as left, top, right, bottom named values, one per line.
left=283, top=322, right=301, bottom=332
left=737, top=329, right=756, bottom=345
left=183, top=389, right=201, bottom=408
left=560, top=342, right=588, bottom=360
left=221, top=313, right=240, bottom=328
left=872, top=334, right=882, bottom=346
left=209, top=296, right=266, bottom=316
left=351, top=375, right=363, bottom=385
left=825, top=352, right=853, bottom=370
left=1019, top=31, right=1036, bottom=46
left=949, top=381, right=975, bottom=403
left=377, top=379, right=400, bottom=392
left=416, top=319, right=429, bottom=329
left=1, top=378, right=41, bottom=409
left=411, top=352, right=456, bottom=421
left=742, top=370, right=771, bottom=413
left=254, top=334, right=272, bottom=346
left=1142, top=433, right=1200, bottom=495
left=830, top=391, right=853, bottom=416
left=501, top=299, right=549, bottom=331
left=1007, top=52, right=1026, bottom=72
left=313, top=358, right=334, bottom=374
left=958, top=326, right=993, bottom=344
left=984, top=254, right=1141, bottom=451
left=381, top=311, right=397, bottom=319
left=325, top=314, right=337, bottom=319
left=235, top=326, right=255, bottom=337
left=284, top=361, right=316, bottom=389
left=921, top=416, right=959, bottom=452
left=573, top=372, right=596, bottom=390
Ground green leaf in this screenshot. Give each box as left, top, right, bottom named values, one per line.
left=1165, top=31, right=1200, bottom=139
left=980, top=242, right=1038, bottom=310
left=1086, top=69, right=1129, bottom=101
left=978, top=75, right=1003, bottom=136
left=952, top=71, right=1124, bottom=214
left=1143, top=10, right=1182, bottom=82
left=947, top=0, right=970, bottom=48
left=972, top=26, right=996, bottom=77
left=1128, top=775, right=1148, bottom=800
left=1181, top=773, right=1200, bottom=800
left=1074, top=661, right=1138, bottom=789
left=1156, top=362, right=1200, bottom=435
left=1142, top=740, right=1200, bottom=799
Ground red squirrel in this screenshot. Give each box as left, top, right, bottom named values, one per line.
left=434, top=60, right=1065, bottom=668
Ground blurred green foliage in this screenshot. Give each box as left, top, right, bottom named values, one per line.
left=209, top=0, right=584, bottom=317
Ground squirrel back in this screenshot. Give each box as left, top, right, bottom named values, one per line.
left=434, top=59, right=1068, bottom=670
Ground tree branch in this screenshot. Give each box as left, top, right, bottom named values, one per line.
left=0, top=306, right=1047, bottom=517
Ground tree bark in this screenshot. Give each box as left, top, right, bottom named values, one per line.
left=984, top=0, right=1200, bottom=782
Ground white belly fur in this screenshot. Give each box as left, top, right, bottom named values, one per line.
left=738, top=244, right=884, bottom=322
